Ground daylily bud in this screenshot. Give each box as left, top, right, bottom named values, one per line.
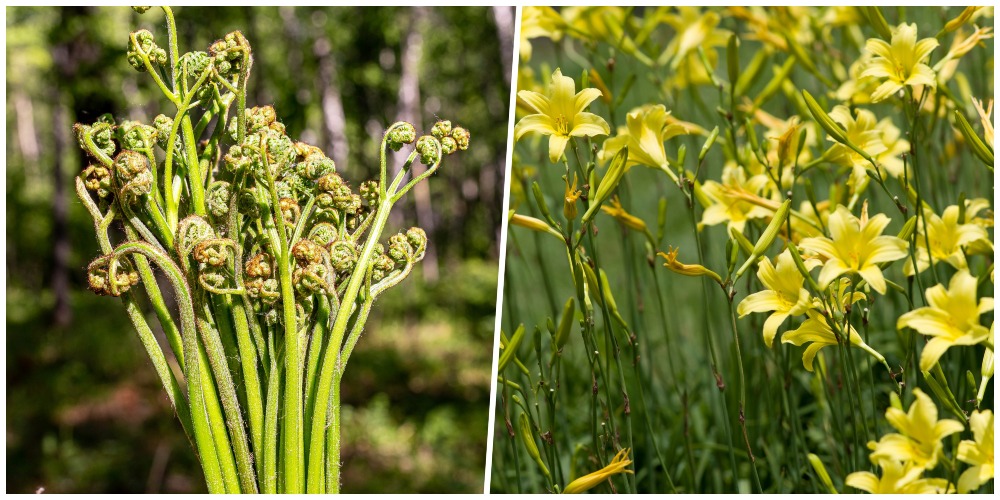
left=582, top=146, right=628, bottom=223
left=510, top=212, right=562, bottom=240
left=518, top=413, right=551, bottom=480
left=698, top=127, right=719, bottom=164
left=553, top=297, right=575, bottom=350
left=735, top=199, right=791, bottom=279
left=498, top=324, right=525, bottom=374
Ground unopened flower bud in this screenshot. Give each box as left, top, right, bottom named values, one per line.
left=388, top=233, right=414, bottom=263
left=279, top=197, right=300, bottom=225
left=117, top=120, right=157, bottom=151
left=359, top=180, right=380, bottom=206
left=329, top=240, right=359, bottom=274
left=441, top=136, right=458, bottom=155
left=415, top=135, right=441, bottom=166
left=386, top=122, right=416, bottom=151
left=113, top=150, right=152, bottom=202
left=245, top=253, right=273, bottom=279
left=206, top=181, right=231, bottom=220
left=82, top=165, right=113, bottom=198
left=431, top=120, right=452, bottom=139
left=406, top=227, right=428, bottom=259
left=193, top=238, right=231, bottom=267
left=179, top=51, right=210, bottom=76
left=451, top=127, right=470, bottom=151
left=308, top=222, right=339, bottom=247
left=292, top=239, right=325, bottom=265
left=296, top=154, right=336, bottom=180
left=128, top=30, right=167, bottom=71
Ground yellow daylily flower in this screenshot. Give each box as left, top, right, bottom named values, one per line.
left=973, top=97, right=994, bottom=147
left=727, top=7, right=812, bottom=53
left=835, top=54, right=880, bottom=105
left=599, top=104, right=689, bottom=171
left=798, top=204, right=908, bottom=294
left=563, top=173, right=582, bottom=221
left=659, top=7, right=729, bottom=88
left=515, top=68, right=610, bottom=163
left=821, top=111, right=907, bottom=189
left=874, top=117, right=910, bottom=178
left=897, top=269, right=994, bottom=371
left=934, top=26, right=994, bottom=82
left=868, top=389, right=964, bottom=471
left=519, top=7, right=566, bottom=62
left=600, top=196, right=648, bottom=233
left=700, top=164, right=773, bottom=233
left=782, top=308, right=884, bottom=372
left=561, top=6, right=626, bottom=44
left=737, top=249, right=819, bottom=348
left=846, top=458, right=953, bottom=494
left=861, top=23, right=939, bottom=102
left=903, top=205, right=992, bottom=276
left=957, top=409, right=994, bottom=493
left=562, top=448, right=634, bottom=494
left=789, top=200, right=830, bottom=242
left=658, top=247, right=723, bottom=285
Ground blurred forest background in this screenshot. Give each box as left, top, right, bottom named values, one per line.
left=6, top=6, right=512, bottom=493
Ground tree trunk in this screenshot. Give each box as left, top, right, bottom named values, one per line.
left=314, top=37, right=350, bottom=168
left=395, top=7, right=438, bottom=281
left=50, top=47, right=72, bottom=328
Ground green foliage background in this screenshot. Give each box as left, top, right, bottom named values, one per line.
left=6, top=6, right=511, bottom=493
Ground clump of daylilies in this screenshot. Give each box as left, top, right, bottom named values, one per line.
left=499, top=5, right=993, bottom=494
left=75, top=7, right=469, bottom=494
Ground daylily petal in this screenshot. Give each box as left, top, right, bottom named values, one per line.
left=871, top=80, right=903, bottom=103
left=762, top=312, right=789, bottom=348
left=865, top=38, right=893, bottom=60
left=514, top=114, right=557, bottom=141
left=858, top=264, right=887, bottom=295
left=919, top=337, right=953, bottom=371
left=846, top=471, right=880, bottom=493
left=913, top=38, right=939, bottom=63
left=817, top=258, right=850, bottom=290
left=517, top=90, right=551, bottom=115
left=737, top=290, right=784, bottom=316
left=570, top=112, right=610, bottom=137
left=573, top=88, right=604, bottom=114
left=548, top=134, right=570, bottom=163
left=801, top=343, right=826, bottom=371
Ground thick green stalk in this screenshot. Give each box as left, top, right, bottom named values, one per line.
left=198, top=345, right=241, bottom=493
left=304, top=299, right=331, bottom=492
left=277, top=253, right=303, bottom=493
left=227, top=297, right=264, bottom=480
left=263, top=355, right=282, bottom=494
left=111, top=242, right=222, bottom=492
left=122, top=293, right=192, bottom=440
left=196, top=302, right=258, bottom=493
left=327, top=374, right=342, bottom=493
